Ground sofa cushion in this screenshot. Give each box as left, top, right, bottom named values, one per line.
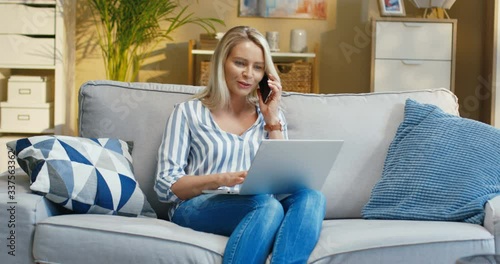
left=33, top=214, right=226, bottom=263
left=0, top=171, right=68, bottom=264
left=310, top=219, right=493, bottom=264
left=7, top=135, right=156, bottom=218
left=362, top=99, right=500, bottom=224
left=32, top=215, right=494, bottom=264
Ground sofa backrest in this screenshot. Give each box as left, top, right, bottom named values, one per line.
left=280, top=90, right=458, bottom=219
left=79, top=80, right=459, bottom=220
left=79, top=81, right=200, bottom=220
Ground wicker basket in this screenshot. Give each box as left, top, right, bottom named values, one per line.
left=199, top=61, right=313, bottom=93
left=200, top=61, right=211, bottom=86
left=275, top=62, right=312, bottom=93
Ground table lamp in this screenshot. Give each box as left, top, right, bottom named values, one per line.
left=410, top=0, right=457, bottom=18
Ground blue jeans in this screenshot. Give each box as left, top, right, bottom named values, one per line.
left=171, top=189, right=326, bottom=264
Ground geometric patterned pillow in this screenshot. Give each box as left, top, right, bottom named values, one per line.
left=6, top=135, right=156, bottom=218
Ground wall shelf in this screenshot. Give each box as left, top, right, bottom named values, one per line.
left=0, top=65, right=56, bottom=70
left=191, top=49, right=316, bottom=58
left=0, top=0, right=56, bottom=4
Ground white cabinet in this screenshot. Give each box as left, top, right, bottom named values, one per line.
left=0, top=35, right=55, bottom=66
left=0, top=0, right=75, bottom=135
left=0, top=4, right=55, bottom=35
left=371, top=18, right=457, bottom=92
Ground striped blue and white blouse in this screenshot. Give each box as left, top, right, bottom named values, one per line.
left=154, top=99, right=288, bottom=218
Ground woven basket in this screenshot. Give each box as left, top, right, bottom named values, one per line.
left=275, top=62, right=312, bottom=93
left=200, top=61, right=211, bottom=86
left=199, top=61, right=313, bottom=93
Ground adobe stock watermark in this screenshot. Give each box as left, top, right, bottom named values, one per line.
left=339, top=22, right=374, bottom=64
left=8, top=6, right=53, bottom=55
left=88, top=89, right=148, bottom=136
left=338, top=22, right=402, bottom=64
left=211, top=0, right=236, bottom=20
left=183, top=0, right=236, bottom=21
left=460, top=74, right=495, bottom=119
left=6, top=148, right=17, bottom=257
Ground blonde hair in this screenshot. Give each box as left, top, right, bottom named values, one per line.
left=195, top=26, right=280, bottom=110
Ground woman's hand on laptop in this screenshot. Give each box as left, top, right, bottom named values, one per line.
left=171, top=171, right=248, bottom=200
left=216, top=171, right=247, bottom=187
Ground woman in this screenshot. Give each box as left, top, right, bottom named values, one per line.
left=154, top=26, right=325, bottom=264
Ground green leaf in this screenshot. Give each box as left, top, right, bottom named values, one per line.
left=87, top=0, right=225, bottom=82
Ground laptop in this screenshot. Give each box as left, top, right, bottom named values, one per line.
left=202, top=139, right=344, bottom=195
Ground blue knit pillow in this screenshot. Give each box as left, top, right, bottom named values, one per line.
left=362, top=99, right=500, bottom=224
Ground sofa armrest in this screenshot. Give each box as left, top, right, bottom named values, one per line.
left=484, top=195, right=500, bottom=253
left=0, top=168, right=68, bottom=263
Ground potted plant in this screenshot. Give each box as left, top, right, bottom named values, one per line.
left=87, top=0, right=224, bottom=82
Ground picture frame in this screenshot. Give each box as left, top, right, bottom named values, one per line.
left=239, top=0, right=327, bottom=20
left=378, top=0, right=406, bottom=17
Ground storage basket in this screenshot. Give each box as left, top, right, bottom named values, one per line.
left=200, top=60, right=211, bottom=86
left=275, top=62, right=312, bottom=93
left=199, top=61, right=313, bottom=93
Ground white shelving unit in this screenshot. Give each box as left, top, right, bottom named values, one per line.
left=0, top=0, right=75, bottom=135
left=188, top=40, right=319, bottom=93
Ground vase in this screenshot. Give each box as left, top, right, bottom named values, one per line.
left=290, top=29, right=307, bottom=53
left=266, top=31, right=280, bottom=52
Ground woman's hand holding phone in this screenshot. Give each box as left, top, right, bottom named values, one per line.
left=258, top=73, right=281, bottom=105
left=259, top=75, right=272, bottom=104
left=258, top=73, right=282, bottom=132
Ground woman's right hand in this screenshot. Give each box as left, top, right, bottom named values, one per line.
left=170, top=171, right=247, bottom=200
left=216, top=171, right=247, bottom=187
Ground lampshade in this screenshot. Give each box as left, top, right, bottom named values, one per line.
left=410, top=0, right=456, bottom=19
left=411, top=0, right=456, bottom=9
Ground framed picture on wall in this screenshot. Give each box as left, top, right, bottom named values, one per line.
left=239, top=0, right=327, bottom=19
left=378, top=0, right=406, bottom=17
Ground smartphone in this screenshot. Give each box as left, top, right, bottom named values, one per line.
left=259, top=75, right=272, bottom=103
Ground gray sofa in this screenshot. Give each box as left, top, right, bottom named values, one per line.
left=0, top=80, right=498, bottom=264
